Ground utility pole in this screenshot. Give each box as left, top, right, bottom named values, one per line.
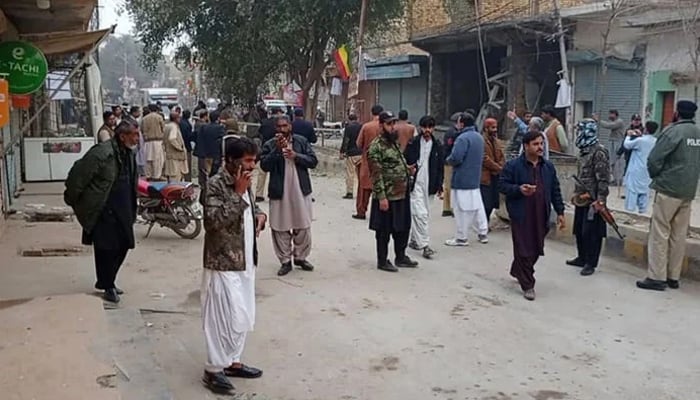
left=552, top=0, right=572, bottom=152
left=348, top=0, right=369, bottom=109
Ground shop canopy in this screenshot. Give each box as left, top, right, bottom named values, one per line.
left=22, top=28, right=112, bottom=56
left=0, top=0, right=96, bottom=36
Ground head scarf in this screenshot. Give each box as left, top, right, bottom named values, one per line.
left=529, top=117, right=544, bottom=132
left=575, top=119, right=599, bottom=149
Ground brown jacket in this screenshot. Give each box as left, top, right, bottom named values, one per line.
left=395, top=121, right=416, bottom=151
left=481, top=133, right=505, bottom=185
left=203, top=167, right=265, bottom=271
left=356, top=120, right=382, bottom=190
left=142, top=112, right=165, bottom=141
left=545, top=119, right=562, bottom=152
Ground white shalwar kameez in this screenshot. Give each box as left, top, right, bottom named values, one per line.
left=410, top=137, right=433, bottom=249
left=451, top=188, right=489, bottom=241
left=201, top=192, right=256, bottom=373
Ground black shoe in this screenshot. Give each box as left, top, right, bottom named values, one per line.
left=224, top=364, right=263, bottom=379
left=342, top=193, right=354, bottom=199
left=442, top=210, right=453, bottom=217
left=667, top=279, right=680, bottom=289
left=95, top=284, right=124, bottom=295
left=277, top=262, right=293, bottom=276
left=636, top=278, right=667, bottom=291
left=566, top=257, right=586, bottom=267
left=103, top=288, right=120, bottom=303
left=395, top=256, right=419, bottom=268
left=580, top=265, right=596, bottom=276
left=352, top=214, right=366, bottom=220
left=202, top=371, right=234, bottom=394
left=294, top=259, right=315, bottom=271
left=378, top=260, right=399, bottom=272
left=255, top=196, right=265, bottom=203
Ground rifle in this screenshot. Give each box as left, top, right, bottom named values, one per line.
left=572, top=175, right=625, bottom=240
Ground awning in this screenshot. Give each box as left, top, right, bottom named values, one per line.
left=0, top=0, right=96, bottom=35
left=22, top=28, right=112, bottom=56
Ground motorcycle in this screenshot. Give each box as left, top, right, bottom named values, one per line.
left=137, top=179, right=203, bottom=239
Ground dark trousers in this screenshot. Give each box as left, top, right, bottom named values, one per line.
left=184, top=151, right=193, bottom=181
left=480, top=179, right=499, bottom=222
left=94, top=246, right=129, bottom=289
left=375, top=230, right=409, bottom=265
left=510, top=255, right=539, bottom=291
left=573, top=206, right=606, bottom=269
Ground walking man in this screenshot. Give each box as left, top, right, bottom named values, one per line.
left=368, top=111, right=418, bottom=272
left=180, top=109, right=195, bottom=181
left=260, top=115, right=318, bottom=276
left=201, top=137, right=266, bottom=394
left=354, top=104, right=384, bottom=220
left=340, top=113, right=363, bottom=199
left=64, top=121, right=140, bottom=303
left=405, top=115, right=444, bottom=259
left=595, top=109, right=625, bottom=184
left=500, top=131, right=565, bottom=300
left=480, top=118, right=505, bottom=224
left=567, top=119, right=610, bottom=276
left=622, top=121, right=657, bottom=213
left=142, top=104, right=166, bottom=180
left=445, top=113, right=489, bottom=246
left=164, top=111, right=189, bottom=182
left=637, top=101, right=700, bottom=291
left=195, top=111, right=225, bottom=202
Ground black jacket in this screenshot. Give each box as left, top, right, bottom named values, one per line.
left=194, top=122, right=225, bottom=159
left=404, top=134, right=445, bottom=195
left=259, top=118, right=276, bottom=144
left=340, top=121, right=362, bottom=156
left=292, top=118, right=317, bottom=144
left=443, top=125, right=459, bottom=161
left=499, top=154, right=565, bottom=227
left=260, top=135, right=318, bottom=200
left=179, top=119, right=194, bottom=152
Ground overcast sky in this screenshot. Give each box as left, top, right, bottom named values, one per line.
left=98, top=0, right=134, bottom=35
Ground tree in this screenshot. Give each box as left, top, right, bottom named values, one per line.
left=99, top=35, right=161, bottom=101
left=124, top=0, right=404, bottom=109
left=676, top=0, right=700, bottom=103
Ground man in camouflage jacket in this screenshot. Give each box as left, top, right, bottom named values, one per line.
left=567, top=119, right=610, bottom=277
left=367, top=111, right=419, bottom=272
left=201, top=136, right=267, bottom=395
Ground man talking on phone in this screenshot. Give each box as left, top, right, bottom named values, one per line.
left=500, top=131, right=565, bottom=301
left=260, top=115, right=318, bottom=276
left=201, top=136, right=267, bottom=394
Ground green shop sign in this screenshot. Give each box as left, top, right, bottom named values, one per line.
left=0, top=41, right=48, bottom=95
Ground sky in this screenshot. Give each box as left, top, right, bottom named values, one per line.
left=98, top=0, right=134, bottom=35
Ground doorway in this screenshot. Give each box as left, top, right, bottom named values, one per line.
left=660, top=91, right=676, bottom=129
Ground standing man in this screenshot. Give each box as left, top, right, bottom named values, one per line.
left=98, top=111, right=117, bottom=142
left=595, top=109, right=625, bottom=184
left=256, top=107, right=285, bottom=202
left=142, top=104, right=166, bottom=181
left=260, top=115, right=318, bottom=277
left=354, top=104, right=384, bottom=220
left=201, top=137, right=266, bottom=395
left=164, top=112, right=189, bottom=182
left=112, top=105, right=124, bottom=124
left=441, top=113, right=465, bottom=217
left=195, top=111, right=225, bottom=201
left=340, top=113, right=363, bottom=200
left=622, top=121, right=658, bottom=214
left=637, top=101, right=700, bottom=291
left=368, top=111, right=418, bottom=272
left=123, top=106, right=145, bottom=176
left=405, top=115, right=444, bottom=259
left=292, top=108, right=317, bottom=144
left=541, top=105, right=569, bottom=153
left=395, top=109, right=416, bottom=151
left=500, top=131, right=566, bottom=301
left=567, top=119, right=610, bottom=276
left=64, top=122, right=140, bottom=303
left=445, top=113, right=489, bottom=246
left=505, top=110, right=532, bottom=153
left=617, top=113, right=644, bottom=178
left=180, top=109, right=195, bottom=181
left=480, top=118, right=505, bottom=224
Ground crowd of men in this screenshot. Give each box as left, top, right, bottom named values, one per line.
left=63, top=95, right=700, bottom=395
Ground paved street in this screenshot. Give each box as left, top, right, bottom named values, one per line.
left=1, top=174, right=699, bottom=400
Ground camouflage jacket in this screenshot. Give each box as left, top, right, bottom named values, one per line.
left=368, top=135, right=410, bottom=201
left=203, top=167, right=265, bottom=271
left=574, top=143, right=610, bottom=203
